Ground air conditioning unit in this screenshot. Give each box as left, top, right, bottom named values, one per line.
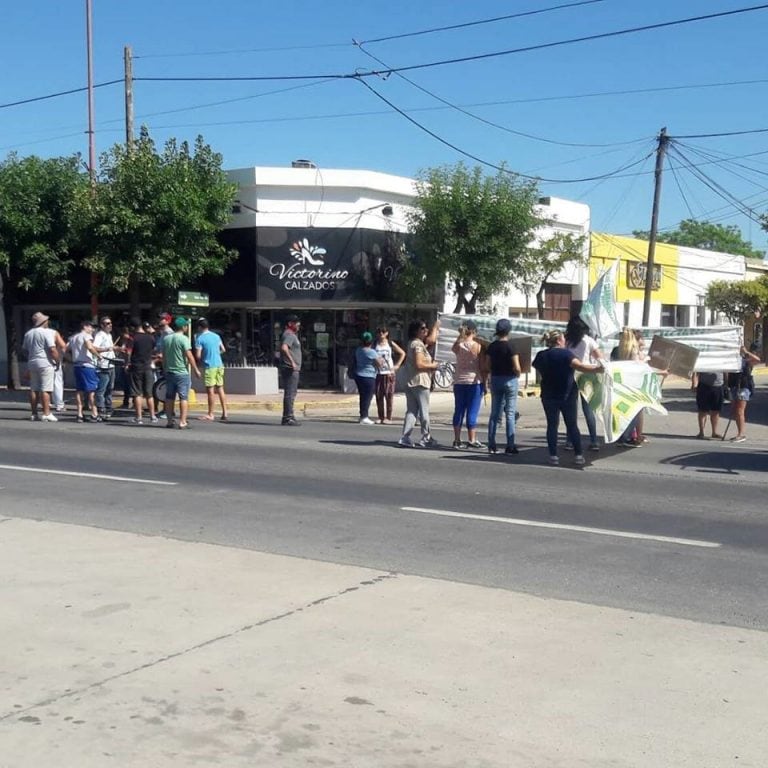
left=291, top=159, right=317, bottom=169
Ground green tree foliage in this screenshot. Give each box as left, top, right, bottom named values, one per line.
left=632, top=219, right=764, bottom=259
left=83, top=128, right=237, bottom=316
left=403, top=163, right=541, bottom=314
left=0, top=153, right=89, bottom=387
left=705, top=277, right=768, bottom=323
left=514, top=232, right=587, bottom=317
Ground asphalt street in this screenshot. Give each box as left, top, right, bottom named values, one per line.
left=2, top=389, right=767, bottom=631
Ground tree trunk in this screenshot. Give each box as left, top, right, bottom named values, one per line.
left=3, top=283, right=20, bottom=390
left=536, top=286, right=546, bottom=320
left=466, top=293, right=478, bottom=314
left=128, top=274, right=141, bottom=320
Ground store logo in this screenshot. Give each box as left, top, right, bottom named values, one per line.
left=268, top=238, right=349, bottom=291
left=290, top=238, right=326, bottom=266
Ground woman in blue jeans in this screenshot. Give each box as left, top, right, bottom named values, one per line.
left=533, top=329, right=604, bottom=466
left=354, top=332, right=382, bottom=425
left=482, top=318, right=522, bottom=454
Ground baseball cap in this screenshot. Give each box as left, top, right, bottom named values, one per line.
left=173, top=316, right=189, bottom=330
left=31, top=311, right=49, bottom=327
left=361, top=331, right=373, bottom=343
left=495, top=318, right=512, bottom=335
left=285, top=314, right=299, bottom=325
left=158, top=312, right=172, bottom=324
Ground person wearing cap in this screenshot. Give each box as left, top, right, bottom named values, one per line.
left=127, top=319, right=158, bottom=425
left=161, top=317, right=201, bottom=430
left=451, top=320, right=484, bottom=449
left=533, top=329, right=604, bottom=467
left=481, top=318, right=521, bottom=454
left=67, top=319, right=103, bottom=423
left=195, top=318, right=229, bottom=422
left=353, top=331, right=383, bottom=425
left=279, top=315, right=302, bottom=426
left=21, top=311, right=60, bottom=422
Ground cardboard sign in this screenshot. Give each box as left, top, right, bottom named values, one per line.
left=648, top=335, right=699, bottom=378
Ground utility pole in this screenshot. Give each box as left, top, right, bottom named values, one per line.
left=124, top=45, right=134, bottom=146
left=85, top=0, right=99, bottom=320
left=642, top=127, right=669, bottom=326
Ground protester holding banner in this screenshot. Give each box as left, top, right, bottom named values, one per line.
left=564, top=317, right=602, bottom=452
left=616, top=328, right=647, bottom=446
left=533, top=330, right=603, bottom=466
left=726, top=345, right=761, bottom=443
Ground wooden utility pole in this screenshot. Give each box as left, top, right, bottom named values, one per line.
left=86, top=0, right=99, bottom=320
left=642, top=127, right=669, bottom=326
left=124, top=45, right=134, bottom=146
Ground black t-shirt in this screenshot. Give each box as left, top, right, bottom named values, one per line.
left=130, top=333, right=155, bottom=370
left=533, top=347, right=577, bottom=399
left=485, top=339, right=519, bottom=377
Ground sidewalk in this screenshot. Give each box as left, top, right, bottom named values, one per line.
left=1, top=517, right=766, bottom=767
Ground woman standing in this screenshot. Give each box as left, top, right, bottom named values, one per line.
left=564, top=317, right=603, bottom=452
left=482, top=318, right=521, bottom=454
left=399, top=319, right=440, bottom=448
left=615, top=327, right=646, bottom=446
left=374, top=327, right=405, bottom=424
left=451, top=321, right=484, bottom=449
left=727, top=344, right=761, bottom=443
left=533, top=329, right=603, bottom=466
left=354, top=332, right=382, bottom=425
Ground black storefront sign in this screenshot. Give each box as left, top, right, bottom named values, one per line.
left=256, top=227, right=410, bottom=304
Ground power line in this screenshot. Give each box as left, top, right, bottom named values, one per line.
left=672, top=127, right=768, bottom=139
left=358, top=0, right=607, bottom=45
left=355, top=77, right=654, bottom=184
left=0, top=80, right=122, bottom=110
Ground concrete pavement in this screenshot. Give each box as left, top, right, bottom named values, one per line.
left=2, top=517, right=767, bottom=768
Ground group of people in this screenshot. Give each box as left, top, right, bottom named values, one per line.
left=21, top=311, right=230, bottom=429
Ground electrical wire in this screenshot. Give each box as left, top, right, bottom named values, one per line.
left=0, top=80, right=122, bottom=110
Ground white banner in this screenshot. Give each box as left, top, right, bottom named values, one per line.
left=580, top=260, right=621, bottom=338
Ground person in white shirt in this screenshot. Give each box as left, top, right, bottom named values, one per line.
left=564, top=316, right=603, bottom=452
left=93, top=316, right=121, bottom=420
left=68, top=319, right=103, bottom=423
left=21, top=311, right=59, bottom=422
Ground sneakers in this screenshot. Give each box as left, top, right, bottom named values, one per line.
left=158, top=412, right=167, bottom=420
left=505, top=445, right=519, bottom=455
left=382, top=419, right=393, bottom=425
left=30, top=413, right=42, bottom=422
left=466, top=440, right=485, bottom=449
left=730, top=435, right=747, bottom=443
left=574, top=454, right=586, bottom=466
left=589, top=443, right=600, bottom=452
left=398, top=436, right=414, bottom=448
left=282, top=418, right=301, bottom=426
left=452, top=440, right=465, bottom=450
left=150, top=416, right=159, bottom=424
left=132, top=417, right=143, bottom=425
left=416, top=436, right=437, bottom=448
left=548, top=455, right=560, bottom=466
left=359, top=417, right=375, bottom=425
left=41, top=413, right=58, bottom=423
left=488, top=446, right=498, bottom=454
left=54, top=405, right=66, bottom=413
left=563, top=443, right=574, bottom=451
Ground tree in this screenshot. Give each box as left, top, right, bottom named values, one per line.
left=0, top=153, right=90, bottom=387
left=405, top=163, right=541, bottom=314
left=513, top=232, right=587, bottom=318
left=632, top=219, right=765, bottom=260
left=705, top=277, right=768, bottom=323
left=83, top=128, right=238, bottom=317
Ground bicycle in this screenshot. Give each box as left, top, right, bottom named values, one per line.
left=433, top=360, right=456, bottom=389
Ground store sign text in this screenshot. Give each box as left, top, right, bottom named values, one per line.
left=268, top=262, right=349, bottom=292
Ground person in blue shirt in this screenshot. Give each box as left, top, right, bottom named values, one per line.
left=354, top=331, right=382, bottom=425
left=194, top=318, right=229, bottom=422
left=533, top=329, right=603, bottom=467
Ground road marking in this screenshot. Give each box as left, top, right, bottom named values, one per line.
left=400, top=507, right=721, bottom=549
left=0, top=465, right=177, bottom=486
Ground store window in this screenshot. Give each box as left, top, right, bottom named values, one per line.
left=660, top=304, right=675, bottom=327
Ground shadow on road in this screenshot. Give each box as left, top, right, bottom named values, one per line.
left=661, top=448, right=768, bottom=476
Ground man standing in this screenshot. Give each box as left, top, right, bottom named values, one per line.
left=195, top=318, right=229, bottom=422
left=93, top=316, right=120, bottom=420
left=21, top=311, right=59, bottom=422
left=68, top=319, right=103, bottom=423
left=161, top=317, right=201, bottom=430
left=692, top=370, right=725, bottom=440
left=279, top=315, right=302, bottom=426
left=127, top=319, right=158, bottom=425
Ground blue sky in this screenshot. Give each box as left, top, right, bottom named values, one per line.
left=2, top=1, right=767, bottom=251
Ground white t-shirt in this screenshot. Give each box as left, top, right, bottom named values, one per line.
left=22, top=327, right=57, bottom=369
left=68, top=331, right=96, bottom=367
left=93, top=330, right=115, bottom=369
left=375, top=341, right=394, bottom=375
left=569, top=335, right=599, bottom=365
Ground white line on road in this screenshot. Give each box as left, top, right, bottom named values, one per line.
left=401, top=507, right=722, bottom=549
left=0, top=464, right=177, bottom=486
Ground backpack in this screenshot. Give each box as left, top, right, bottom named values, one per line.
left=346, top=346, right=358, bottom=378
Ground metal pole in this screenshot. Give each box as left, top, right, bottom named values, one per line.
left=86, top=0, right=99, bottom=319
left=642, top=127, right=668, bottom=327
left=124, top=45, right=134, bottom=146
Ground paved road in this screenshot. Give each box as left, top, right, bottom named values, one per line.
left=2, top=391, right=767, bottom=631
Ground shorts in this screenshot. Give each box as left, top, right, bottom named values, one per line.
left=165, top=372, right=190, bottom=401
left=204, top=366, right=225, bottom=388
left=695, top=383, right=723, bottom=413
left=730, top=387, right=751, bottom=402
left=74, top=365, right=99, bottom=393
left=28, top=365, right=54, bottom=393
left=130, top=368, right=154, bottom=399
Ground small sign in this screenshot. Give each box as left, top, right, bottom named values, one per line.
left=313, top=322, right=326, bottom=333
left=648, top=335, right=699, bottom=378
left=171, top=305, right=202, bottom=318
left=177, top=290, right=209, bottom=307
left=626, top=263, right=662, bottom=291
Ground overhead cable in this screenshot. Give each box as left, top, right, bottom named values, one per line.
left=0, top=80, right=122, bottom=110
